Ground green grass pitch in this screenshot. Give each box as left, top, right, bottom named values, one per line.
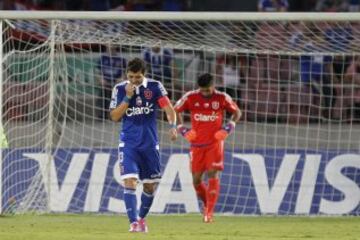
left=0, top=214, right=359, bottom=240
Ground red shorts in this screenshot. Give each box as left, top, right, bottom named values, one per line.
left=190, top=141, right=224, bottom=173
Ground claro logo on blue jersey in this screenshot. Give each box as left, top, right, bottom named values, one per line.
left=126, top=102, right=154, bottom=116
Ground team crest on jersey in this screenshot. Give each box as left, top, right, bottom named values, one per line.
left=144, top=89, right=153, bottom=100
left=136, top=96, right=142, bottom=106
left=212, top=101, right=219, bottom=110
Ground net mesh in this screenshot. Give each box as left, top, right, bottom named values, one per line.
left=1, top=16, right=359, bottom=215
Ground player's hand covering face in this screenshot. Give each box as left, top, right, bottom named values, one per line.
left=127, top=70, right=144, bottom=86
left=125, top=82, right=135, bottom=98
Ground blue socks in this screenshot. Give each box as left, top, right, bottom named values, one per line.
left=124, top=188, right=155, bottom=222
left=124, top=188, right=137, bottom=223
left=139, top=191, right=154, bottom=219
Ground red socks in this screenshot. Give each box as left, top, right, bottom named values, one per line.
left=194, top=182, right=208, bottom=206
left=194, top=178, right=220, bottom=215
left=206, top=178, right=220, bottom=215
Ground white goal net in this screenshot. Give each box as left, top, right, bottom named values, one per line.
left=0, top=12, right=359, bottom=215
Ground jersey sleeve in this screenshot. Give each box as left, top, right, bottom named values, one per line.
left=174, top=94, right=189, bottom=113
left=109, top=85, right=124, bottom=110
left=224, top=93, right=238, bottom=113
left=156, top=82, right=170, bottom=108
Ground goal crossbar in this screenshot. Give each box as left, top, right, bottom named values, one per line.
left=0, top=11, right=360, bottom=21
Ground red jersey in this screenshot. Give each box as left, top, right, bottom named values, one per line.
left=175, top=90, right=238, bottom=145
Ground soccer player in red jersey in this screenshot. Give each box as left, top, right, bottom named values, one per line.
left=174, top=73, right=241, bottom=223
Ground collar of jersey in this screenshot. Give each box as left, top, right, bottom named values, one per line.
left=136, top=77, right=147, bottom=95
left=141, top=77, right=148, bottom=88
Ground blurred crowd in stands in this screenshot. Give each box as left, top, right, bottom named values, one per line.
left=0, top=0, right=188, bottom=11
left=0, top=0, right=360, bottom=12
left=2, top=0, right=360, bottom=124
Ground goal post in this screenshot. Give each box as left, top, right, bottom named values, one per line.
left=0, top=20, right=3, bottom=214
left=0, top=11, right=359, bottom=215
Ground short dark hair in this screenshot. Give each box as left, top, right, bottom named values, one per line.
left=197, top=73, right=214, bottom=87
left=127, top=57, right=146, bottom=74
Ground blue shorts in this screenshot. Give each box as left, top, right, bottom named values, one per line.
left=118, top=143, right=161, bottom=183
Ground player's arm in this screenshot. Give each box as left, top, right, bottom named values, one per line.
left=174, top=94, right=197, bottom=142
left=163, top=103, right=178, bottom=141
left=175, top=111, right=184, bottom=125
left=157, top=83, right=177, bottom=141
left=230, top=106, right=241, bottom=123
left=109, top=83, right=135, bottom=122
left=214, top=95, right=241, bottom=141
left=175, top=105, right=196, bottom=141
left=159, top=101, right=177, bottom=141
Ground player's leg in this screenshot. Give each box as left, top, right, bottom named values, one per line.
left=136, top=147, right=162, bottom=232
left=190, top=147, right=208, bottom=209
left=119, top=145, right=141, bottom=231
left=204, top=142, right=224, bottom=223
left=204, top=169, right=220, bottom=223
left=123, top=178, right=139, bottom=232
left=192, top=172, right=207, bottom=208
left=137, top=182, right=158, bottom=233
left=139, top=182, right=158, bottom=219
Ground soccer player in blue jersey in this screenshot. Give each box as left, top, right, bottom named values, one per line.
left=109, top=58, right=177, bottom=233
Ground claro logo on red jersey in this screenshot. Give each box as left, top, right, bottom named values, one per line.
left=194, top=112, right=218, bottom=122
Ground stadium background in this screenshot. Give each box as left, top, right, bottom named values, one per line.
left=0, top=0, right=359, bottom=217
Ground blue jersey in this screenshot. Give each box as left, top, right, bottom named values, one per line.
left=97, top=54, right=127, bottom=84
left=110, top=78, right=168, bottom=149
left=143, top=48, right=173, bottom=82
